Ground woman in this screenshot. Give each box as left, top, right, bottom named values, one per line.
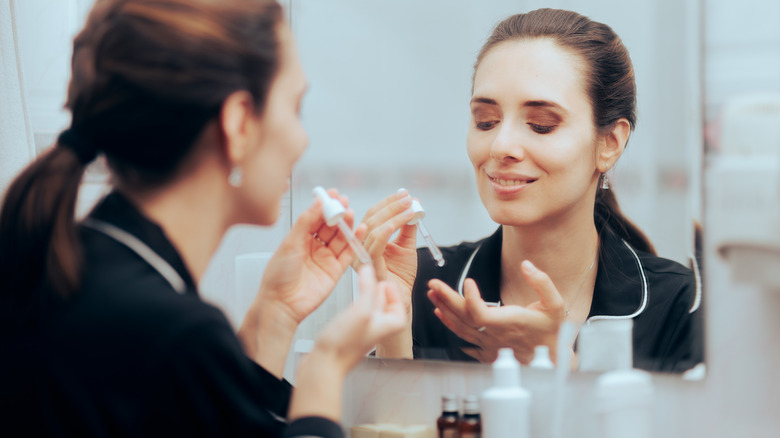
left=0, top=0, right=404, bottom=436
left=361, top=8, right=702, bottom=373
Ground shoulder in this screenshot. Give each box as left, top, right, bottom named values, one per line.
left=77, top=224, right=233, bottom=353
left=635, top=248, right=698, bottom=307
left=629, top=248, right=704, bottom=372
left=600, top=226, right=698, bottom=312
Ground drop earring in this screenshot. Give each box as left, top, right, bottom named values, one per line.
left=228, top=166, right=243, bottom=188
left=600, top=172, right=610, bottom=190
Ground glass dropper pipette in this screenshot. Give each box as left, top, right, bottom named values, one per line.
left=408, top=199, right=445, bottom=267
left=312, top=186, right=373, bottom=266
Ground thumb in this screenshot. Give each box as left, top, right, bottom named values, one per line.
left=394, top=223, right=418, bottom=248
left=521, top=260, right=564, bottom=313
left=292, top=198, right=327, bottom=237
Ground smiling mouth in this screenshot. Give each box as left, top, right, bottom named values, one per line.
left=488, top=175, right=537, bottom=186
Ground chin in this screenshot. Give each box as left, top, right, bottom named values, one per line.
left=485, top=205, right=544, bottom=228
left=258, top=207, right=281, bottom=227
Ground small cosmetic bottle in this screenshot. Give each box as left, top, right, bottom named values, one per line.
left=481, top=348, right=532, bottom=438
left=436, top=394, right=459, bottom=438
left=458, top=395, right=481, bottom=438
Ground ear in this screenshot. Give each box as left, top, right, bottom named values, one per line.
left=219, top=91, right=257, bottom=166
left=597, top=118, right=631, bottom=173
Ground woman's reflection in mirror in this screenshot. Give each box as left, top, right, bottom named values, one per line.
left=361, top=8, right=703, bottom=373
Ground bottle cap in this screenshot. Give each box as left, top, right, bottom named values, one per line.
left=529, top=345, right=555, bottom=369
left=313, top=186, right=345, bottom=227
left=492, top=348, right=521, bottom=387
left=462, top=395, right=480, bottom=414
left=441, top=394, right=458, bottom=413
left=407, top=199, right=425, bottom=225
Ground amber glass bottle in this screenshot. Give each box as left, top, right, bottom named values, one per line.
left=459, top=395, right=482, bottom=438
left=437, top=394, right=459, bottom=438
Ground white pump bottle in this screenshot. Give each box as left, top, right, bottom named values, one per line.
left=481, top=348, right=532, bottom=438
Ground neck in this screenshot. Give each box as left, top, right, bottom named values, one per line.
left=500, top=205, right=599, bottom=308
left=122, top=163, right=232, bottom=285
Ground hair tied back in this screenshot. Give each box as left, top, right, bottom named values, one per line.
left=58, top=128, right=97, bottom=165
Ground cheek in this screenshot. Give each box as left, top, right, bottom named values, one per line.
left=292, top=123, right=309, bottom=160
left=545, top=130, right=598, bottom=173
left=466, top=132, right=487, bottom=167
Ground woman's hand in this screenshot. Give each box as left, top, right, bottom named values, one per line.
left=311, top=264, right=407, bottom=371
left=288, top=265, right=406, bottom=422
left=239, top=189, right=364, bottom=375
left=427, top=260, right=566, bottom=364
left=359, top=190, right=419, bottom=358
left=360, top=190, right=417, bottom=289
left=258, top=190, right=361, bottom=322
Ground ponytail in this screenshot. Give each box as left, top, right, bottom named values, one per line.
left=595, top=188, right=656, bottom=255
left=0, top=142, right=88, bottom=326
left=1, top=0, right=283, bottom=326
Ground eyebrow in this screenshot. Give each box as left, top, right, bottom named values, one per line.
left=471, top=97, right=498, bottom=105
left=470, top=97, right=567, bottom=114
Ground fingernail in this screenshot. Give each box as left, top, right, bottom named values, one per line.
left=396, top=188, right=410, bottom=198
left=522, top=260, right=536, bottom=273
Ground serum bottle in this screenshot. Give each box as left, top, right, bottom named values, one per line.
left=458, top=395, right=482, bottom=438
left=436, top=394, right=459, bottom=438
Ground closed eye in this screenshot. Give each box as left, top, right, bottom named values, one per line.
left=476, top=120, right=499, bottom=130
left=528, top=123, right=555, bottom=134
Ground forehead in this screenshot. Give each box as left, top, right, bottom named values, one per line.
left=473, top=38, right=588, bottom=106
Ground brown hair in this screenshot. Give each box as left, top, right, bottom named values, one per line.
left=0, top=0, right=283, bottom=324
left=474, top=8, right=655, bottom=254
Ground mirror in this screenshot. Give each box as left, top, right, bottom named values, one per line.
left=10, top=0, right=704, bottom=376
left=290, top=0, right=704, bottom=374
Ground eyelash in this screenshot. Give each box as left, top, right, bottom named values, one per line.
left=528, top=123, right=556, bottom=134
left=474, top=121, right=556, bottom=134
left=476, top=121, right=498, bottom=130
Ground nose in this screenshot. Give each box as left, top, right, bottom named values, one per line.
left=489, top=122, right=525, bottom=162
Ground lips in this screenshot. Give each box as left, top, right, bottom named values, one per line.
left=487, top=173, right=538, bottom=186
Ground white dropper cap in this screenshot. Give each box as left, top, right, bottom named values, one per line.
left=493, top=348, right=521, bottom=388
left=441, top=394, right=458, bottom=413
left=312, top=186, right=345, bottom=227
left=407, top=199, right=425, bottom=225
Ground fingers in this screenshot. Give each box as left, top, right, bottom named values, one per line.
left=463, top=279, right=489, bottom=327
left=521, top=260, right=564, bottom=314
left=427, top=279, right=470, bottom=322
left=292, top=198, right=326, bottom=241
left=393, top=223, right=418, bottom=249
left=361, top=192, right=415, bottom=254
left=433, top=307, right=481, bottom=346
left=303, top=189, right=365, bottom=268
left=311, top=189, right=350, bottom=245
left=376, top=281, right=407, bottom=331
left=362, top=189, right=411, bottom=226
left=354, top=266, right=406, bottom=340
left=356, top=264, right=378, bottom=312
left=428, top=280, right=484, bottom=345
left=322, top=210, right=355, bottom=256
